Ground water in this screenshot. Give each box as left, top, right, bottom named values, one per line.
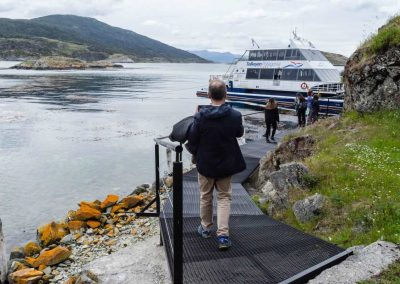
left=0, top=62, right=232, bottom=252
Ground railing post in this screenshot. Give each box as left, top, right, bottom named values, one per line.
left=173, top=160, right=183, bottom=284
left=155, top=143, right=160, bottom=216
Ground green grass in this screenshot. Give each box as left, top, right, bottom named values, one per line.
left=359, top=261, right=400, bottom=284
left=276, top=110, right=400, bottom=248
left=363, top=15, right=400, bottom=56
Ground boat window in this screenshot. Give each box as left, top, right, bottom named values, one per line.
left=313, top=69, right=340, bottom=82
left=285, top=49, right=305, bottom=60
left=297, top=69, right=315, bottom=81
left=264, top=50, right=278, bottom=61
left=282, top=69, right=298, bottom=81
left=313, top=72, right=321, bottom=81
left=300, top=49, right=328, bottom=61
left=256, top=50, right=264, bottom=60
left=260, top=69, right=274, bottom=79
left=277, top=50, right=286, bottom=60
left=249, top=51, right=258, bottom=60
left=273, top=69, right=282, bottom=80
left=246, top=68, right=260, bottom=79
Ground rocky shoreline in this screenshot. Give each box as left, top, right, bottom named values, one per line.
left=3, top=182, right=170, bottom=284
left=11, top=56, right=123, bottom=70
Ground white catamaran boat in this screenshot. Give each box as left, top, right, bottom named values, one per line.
left=197, top=32, right=344, bottom=114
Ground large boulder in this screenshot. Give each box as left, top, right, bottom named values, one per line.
left=256, top=135, right=315, bottom=189
left=292, top=194, right=325, bottom=223
left=309, top=241, right=400, bottom=284
left=26, top=246, right=71, bottom=268
left=8, top=268, right=43, bottom=284
left=261, top=162, right=309, bottom=215
left=344, top=17, right=400, bottom=112
left=37, top=221, right=68, bottom=246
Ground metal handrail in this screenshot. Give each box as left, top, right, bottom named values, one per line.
left=154, top=136, right=183, bottom=284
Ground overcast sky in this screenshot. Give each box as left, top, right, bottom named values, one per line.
left=0, top=0, right=399, bottom=56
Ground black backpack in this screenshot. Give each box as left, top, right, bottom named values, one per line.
left=169, top=116, right=194, bottom=143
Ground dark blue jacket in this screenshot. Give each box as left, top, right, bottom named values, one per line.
left=188, top=103, right=246, bottom=178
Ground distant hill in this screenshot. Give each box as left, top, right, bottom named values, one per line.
left=190, top=50, right=241, bottom=63
left=192, top=49, right=348, bottom=66
left=0, top=15, right=207, bottom=63
left=321, top=51, right=348, bottom=66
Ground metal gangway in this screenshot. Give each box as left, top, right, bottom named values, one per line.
left=138, top=131, right=351, bottom=283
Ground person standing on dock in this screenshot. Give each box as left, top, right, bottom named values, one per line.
left=310, top=94, right=320, bottom=123
left=264, top=98, right=280, bottom=143
left=306, top=90, right=313, bottom=124
left=188, top=79, right=246, bottom=251
left=295, top=94, right=307, bottom=127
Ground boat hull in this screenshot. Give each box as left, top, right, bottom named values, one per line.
left=196, top=89, right=343, bottom=115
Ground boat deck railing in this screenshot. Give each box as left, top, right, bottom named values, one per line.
left=311, top=83, right=344, bottom=94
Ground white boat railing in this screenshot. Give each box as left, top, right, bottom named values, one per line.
left=209, top=74, right=233, bottom=82
left=311, top=83, right=344, bottom=94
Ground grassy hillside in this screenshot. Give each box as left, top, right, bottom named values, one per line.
left=0, top=15, right=207, bottom=63
left=361, top=15, right=400, bottom=57
left=280, top=111, right=400, bottom=248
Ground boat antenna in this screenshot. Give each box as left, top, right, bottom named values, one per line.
left=251, top=38, right=260, bottom=49
left=292, top=28, right=300, bottom=40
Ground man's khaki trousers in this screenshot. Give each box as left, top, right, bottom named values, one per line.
left=198, top=173, right=232, bottom=236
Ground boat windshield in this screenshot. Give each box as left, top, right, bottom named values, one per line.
left=248, top=48, right=329, bottom=61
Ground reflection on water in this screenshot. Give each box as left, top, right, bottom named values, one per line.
left=0, top=63, right=229, bottom=252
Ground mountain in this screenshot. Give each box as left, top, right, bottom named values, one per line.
left=321, top=51, right=348, bottom=66
left=0, top=15, right=207, bottom=63
left=189, top=50, right=241, bottom=63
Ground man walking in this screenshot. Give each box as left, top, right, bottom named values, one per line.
left=188, top=79, right=246, bottom=250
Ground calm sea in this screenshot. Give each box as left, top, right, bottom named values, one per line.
left=0, top=62, right=243, bottom=251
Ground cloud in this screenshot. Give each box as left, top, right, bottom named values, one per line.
left=218, top=8, right=268, bottom=24
left=0, top=0, right=398, bottom=56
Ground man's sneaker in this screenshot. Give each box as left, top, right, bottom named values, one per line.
left=197, top=225, right=211, bottom=239
left=217, top=235, right=232, bottom=251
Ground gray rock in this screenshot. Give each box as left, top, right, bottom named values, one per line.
left=0, top=219, right=6, bottom=283
left=257, top=136, right=315, bottom=189
left=344, top=45, right=400, bottom=113
left=43, top=266, right=52, bottom=275
left=293, top=194, right=325, bottom=223
left=308, top=241, right=400, bottom=284
left=262, top=162, right=309, bottom=213
left=61, top=234, right=74, bottom=244
left=9, top=246, right=24, bottom=260
left=83, top=235, right=169, bottom=284
left=86, top=228, right=94, bottom=235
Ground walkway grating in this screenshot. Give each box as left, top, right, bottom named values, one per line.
left=160, top=133, right=351, bottom=283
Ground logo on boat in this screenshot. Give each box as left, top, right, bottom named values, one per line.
left=247, top=62, right=280, bottom=68
left=283, top=61, right=303, bottom=69
left=247, top=62, right=263, bottom=67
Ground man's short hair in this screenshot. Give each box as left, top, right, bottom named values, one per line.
left=208, top=80, right=227, bottom=101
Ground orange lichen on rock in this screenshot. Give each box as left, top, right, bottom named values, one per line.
left=8, top=268, right=44, bottom=284
left=23, top=241, right=42, bottom=257
left=63, top=276, right=78, bottom=284
left=79, top=201, right=101, bottom=211
left=10, top=261, right=29, bottom=272
left=100, top=194, right=119, bottom=209
left=111, top=205, right=123, bottom=214
left=26, top=246, right=71, bottom=268
left=86, top=220, right=101, bottom=229
left=37, top=221, right=68, bottom=246
left=75, top=204, right=101, bottom=221
left=120, top=195, right=143, bottom=209
left=67, top=220, right=86, bottom=232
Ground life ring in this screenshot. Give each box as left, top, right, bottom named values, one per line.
left=300, top=82, right=308, bottom=90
